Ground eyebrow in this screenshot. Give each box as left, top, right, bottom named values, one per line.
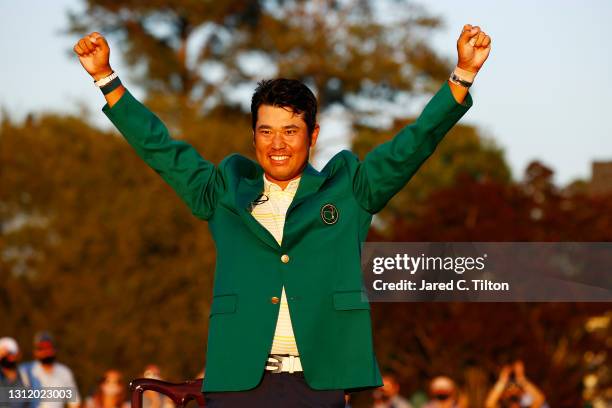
left=257, top=124, right=300, bottom=130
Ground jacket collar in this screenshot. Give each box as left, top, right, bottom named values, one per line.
left=235, top=160, right=327, bottom=250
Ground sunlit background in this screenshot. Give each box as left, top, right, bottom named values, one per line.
left=1, top=0, right=611, bottom=185
left=1, top=1, right=611, bottom=407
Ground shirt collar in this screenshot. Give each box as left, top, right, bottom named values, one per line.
left=263, top=173, right=301, bottom=193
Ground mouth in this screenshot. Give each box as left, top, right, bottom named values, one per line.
left=269, top=154, right=291, bottom=165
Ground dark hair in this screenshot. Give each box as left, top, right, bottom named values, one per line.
left=251, top=78, right=318, bottom=137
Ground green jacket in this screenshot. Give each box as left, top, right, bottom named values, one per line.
left=102, top=81, right=472, bottom=392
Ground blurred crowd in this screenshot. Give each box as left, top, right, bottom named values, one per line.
left=0, top=333, right=176, bottom=408
left=361, top=363, right=548, bottom=408
left=1, top=332, right=551, bottom=408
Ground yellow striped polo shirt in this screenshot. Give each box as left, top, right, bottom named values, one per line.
left=250, top=173, right=301, bottom=356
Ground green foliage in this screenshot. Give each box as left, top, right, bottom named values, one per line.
left=352, top=119, right=511, bottom=235
left=1, top=110, right=254, bottom=393
left=1, top=2, right=607, bottom=406
left=65, top=0, right=450, bottom=113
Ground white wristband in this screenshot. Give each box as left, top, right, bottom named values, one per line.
left=94, top=71, right=118, bottom=88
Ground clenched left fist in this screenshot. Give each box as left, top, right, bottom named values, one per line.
left=456, top=24, right=492, bottom=73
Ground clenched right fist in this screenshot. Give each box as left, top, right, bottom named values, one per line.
left=73, top=32, right=113, bottom=81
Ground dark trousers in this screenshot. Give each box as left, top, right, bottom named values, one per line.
left=204, top=371, right=345, bottom=408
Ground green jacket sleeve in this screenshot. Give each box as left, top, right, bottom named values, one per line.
left=102, top=89, right=224, bottom=220
left=352, top=81, right=473, bottom=214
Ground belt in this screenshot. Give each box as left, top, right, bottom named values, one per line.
left=265, top=354, right=303, bottom=373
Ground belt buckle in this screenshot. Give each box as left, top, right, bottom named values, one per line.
left=266, top=354, right=284, bottom=373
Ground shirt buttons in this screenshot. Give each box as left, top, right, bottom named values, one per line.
left=281, top=254, right=290, bottom=263
left=271, top=296, right=280, bottom=304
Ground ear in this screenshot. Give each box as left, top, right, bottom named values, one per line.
left=309, top=123, right=320, bottom=148
left=252, top=130, right=256, bottom=147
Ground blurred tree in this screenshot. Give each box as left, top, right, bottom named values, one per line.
left=353, top=120, right=511, bottom=236
left=360, top=162, right=612, bottom=408
left=371, top=160, right=612, bottom=242
left=0, top=111, right=253, bottom=393
left=366, top=302, right=610, bottom=408
left=65, top=0, right=450, bottom=129
left=0, top=1, right=605, bottom=406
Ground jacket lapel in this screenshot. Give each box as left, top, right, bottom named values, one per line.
left=235, top=161, right=327, bottom=251
left=235, top=164, right=280, bottom=251
left=287, top=162, right=327, bottom=215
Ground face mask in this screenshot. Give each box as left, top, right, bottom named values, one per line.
left=39, top=356, right=56, bottom=365
left=1, top=357, right=17, bottom=370
left=101, top=383, right=122, bottom=397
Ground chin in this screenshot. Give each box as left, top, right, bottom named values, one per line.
left=263, top=162, right=291, bottom=176
left=267, top=170, right=293, bottom=181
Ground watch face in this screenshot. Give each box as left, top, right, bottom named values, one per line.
left=450, top=73, right=472, bottom=87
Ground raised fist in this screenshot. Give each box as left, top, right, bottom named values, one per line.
left=73, top=32, right=113, bottom=81
left=456, top=24, right=492, bottom=73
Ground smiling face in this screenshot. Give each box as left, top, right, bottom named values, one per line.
left=254, top=104, right=319, bottom=189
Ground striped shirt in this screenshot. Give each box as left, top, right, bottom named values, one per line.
left=250, top=174, right=301, bottom=355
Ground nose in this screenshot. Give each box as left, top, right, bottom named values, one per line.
left=271, top=132, right=287, bottom=149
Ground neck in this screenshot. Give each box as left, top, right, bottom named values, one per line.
left=264, top=172, right=302, bottom=190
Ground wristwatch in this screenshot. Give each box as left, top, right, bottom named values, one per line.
left=449, top=72, right=473, bottom=88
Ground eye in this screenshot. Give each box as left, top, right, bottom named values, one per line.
left=285, top=129, right=297, bottom=135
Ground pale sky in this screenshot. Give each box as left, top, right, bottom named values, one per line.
left=1, top=0, right=611, bottom=185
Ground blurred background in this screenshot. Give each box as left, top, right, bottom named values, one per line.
left=1, top=1, right=610, bottom=407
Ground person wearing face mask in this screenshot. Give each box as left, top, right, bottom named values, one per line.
left=423, top=376, right=467, bottom=408
left=372, top=374, right=413, bottom=408
left=19, top=332, right=81, bottom=408
left=0, top=337, right=30, bottom=408
left=84, top=369, right=130, bottom=408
